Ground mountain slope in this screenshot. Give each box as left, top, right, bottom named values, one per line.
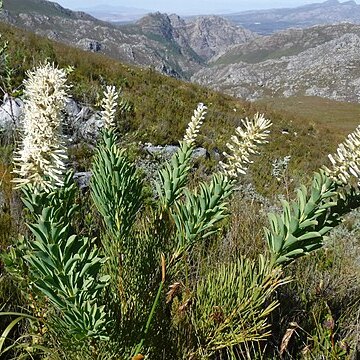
left=212, top=23, right=360, bottom=65
left=0, top=20, right=351, bottom=185
left=0, top=0, right=255, bottom=79
left=192, top=23, right=360, bottom=102
left=225, top=0, right=360, bottom=34
left=3, top=0, right=93, bottom=19
left=181, top=16, right=255, bottom=61
left=1, top=0, right=201, bottom=78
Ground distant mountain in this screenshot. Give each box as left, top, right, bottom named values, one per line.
left=76, top=5, right=150, bottom=23
left=136, top=14, right=255, bottom=62
left=2, top=0, right=94, bottom=20
left=192, top=23, right=360, bottom=102
left=4, top=0, right=360, bottom=103
left=225, top=0, right=360, bottom=34
left=0, top=0, right=256, bottom=79
left=180, top=16, right=255, bottom=61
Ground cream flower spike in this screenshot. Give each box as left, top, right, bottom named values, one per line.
left=183, top=103, right=207, bottom=146
left=101, top=85, right=119, bottom=129
left=220, top=113, right=272, bottom=178
left=324, top=125, right=360, bottom=185
left=13, top=63, right=69, bottom=191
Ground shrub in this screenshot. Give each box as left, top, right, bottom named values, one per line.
left=1, top=63, right=360, bottom=360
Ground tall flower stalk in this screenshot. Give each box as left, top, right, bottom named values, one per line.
left=220, top=113, right=272, bottom=178
left=323, top=125, right=360, bottom=185
left=13, top=63, right=69, bottom=191
left=101, top=85, right=119, bottom=129
left=183, top=103, right=207, bottom=146
left=10, top=64, right=110, bottom=346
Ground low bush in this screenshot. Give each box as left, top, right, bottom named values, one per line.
left=0, top=63, right=359, bottom=360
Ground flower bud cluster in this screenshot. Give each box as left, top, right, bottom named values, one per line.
left=13, top=63, right=69, bottom=190
left=220, top=113, right=272, bottom=178
left=101, top=85, right=119, bottom=129
left=324, top=125, right=360, bottom=185
left=183, top=103, right=207, bottom=146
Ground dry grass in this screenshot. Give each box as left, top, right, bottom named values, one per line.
left=257, top=96, right=360, bottom=134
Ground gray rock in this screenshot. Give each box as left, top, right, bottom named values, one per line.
left=64, top=98, right=80, bottom=118
left=77, top=38, right=103, bottom=52
left=78, top=113, right=103, bottom=143
left=69, top=106, right=103, bottom=143
left=192, top=147, right=209, bottom=159
left=144, top=144, right=179, bottom=158
left=144, top=144, right=209, bottom=160
left=73, top=171, right=92, bottom=189
left=0, top=94, right=104, bottom=144
left=0, top=94, right=23, bottom=131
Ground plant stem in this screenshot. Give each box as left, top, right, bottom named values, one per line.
left=132, top=281, right=164, bottom=356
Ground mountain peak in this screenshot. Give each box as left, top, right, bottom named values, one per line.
left=323, top=0, right=340, bottom=5
left=342, top=0, right=357, bottom=5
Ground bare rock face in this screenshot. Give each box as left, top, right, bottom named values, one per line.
left=191, top=24, right=360, bottom=102
left=67, top=106, right=103, bottom=143
left=184, top=16, right=256, bottom=61
left=76, top=38, right=102, bottom=52
left=136, top=12, right=175, bottom=42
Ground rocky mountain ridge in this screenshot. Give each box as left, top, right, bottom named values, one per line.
left=0, top=0, right=255, bottom=79
left=225, top=0, right=360, bottom=34
left=192, top=24, right=360, bottom=102
left=2, top=0, right=360, bottom=103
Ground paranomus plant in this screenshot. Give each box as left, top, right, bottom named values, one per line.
left=6, top=61, right=360, bottom=360
left=10, top=63, right=110, bottom=349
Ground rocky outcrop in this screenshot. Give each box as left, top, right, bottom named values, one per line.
left=192, top=26, right=360, bottom=102
left=184, top=16, right=256, bottom=61
left=0, top=94, right=23, bottom=137
left=76, top=38, right=102, bottom=52
left=0, top=96, right=103, bottom=143
left=143, top=143, right=209, bottom=160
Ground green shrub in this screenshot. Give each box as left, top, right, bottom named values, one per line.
left=1, top=61, right=360, bottom=360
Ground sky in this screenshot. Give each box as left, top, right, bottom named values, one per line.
left=54, top=0, right=359, bottom=15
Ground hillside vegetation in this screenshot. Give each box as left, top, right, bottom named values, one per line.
left=0, top=19, right=359, bottom=360
left=0, top=20, right=345, bottom=163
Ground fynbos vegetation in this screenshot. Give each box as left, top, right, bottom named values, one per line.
left=0, top=61, right=359, bottom=360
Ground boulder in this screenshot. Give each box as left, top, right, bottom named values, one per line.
left=143, top=143, right=209, bottom=160
left=66, top=106, right=103, bottom=143
left=192, top=147, right=209, bottom=160
left=64, top=98, right=80, bottom=118
left=0, top=94, right=106, bottom=144
left=0, top=94, right=24, bottom=132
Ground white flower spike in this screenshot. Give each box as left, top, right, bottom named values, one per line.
left=220, top=113, right=272, bottom=178
left=324, top=125, right=360, bottom=185
left=101, top=85, right=119, bottom=129
left=183, top=103, right=207, bottom=146
left=13, top=63, right=69, bottom=190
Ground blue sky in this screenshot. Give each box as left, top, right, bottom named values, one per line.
left=55, top=0, right=358, bottom=14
